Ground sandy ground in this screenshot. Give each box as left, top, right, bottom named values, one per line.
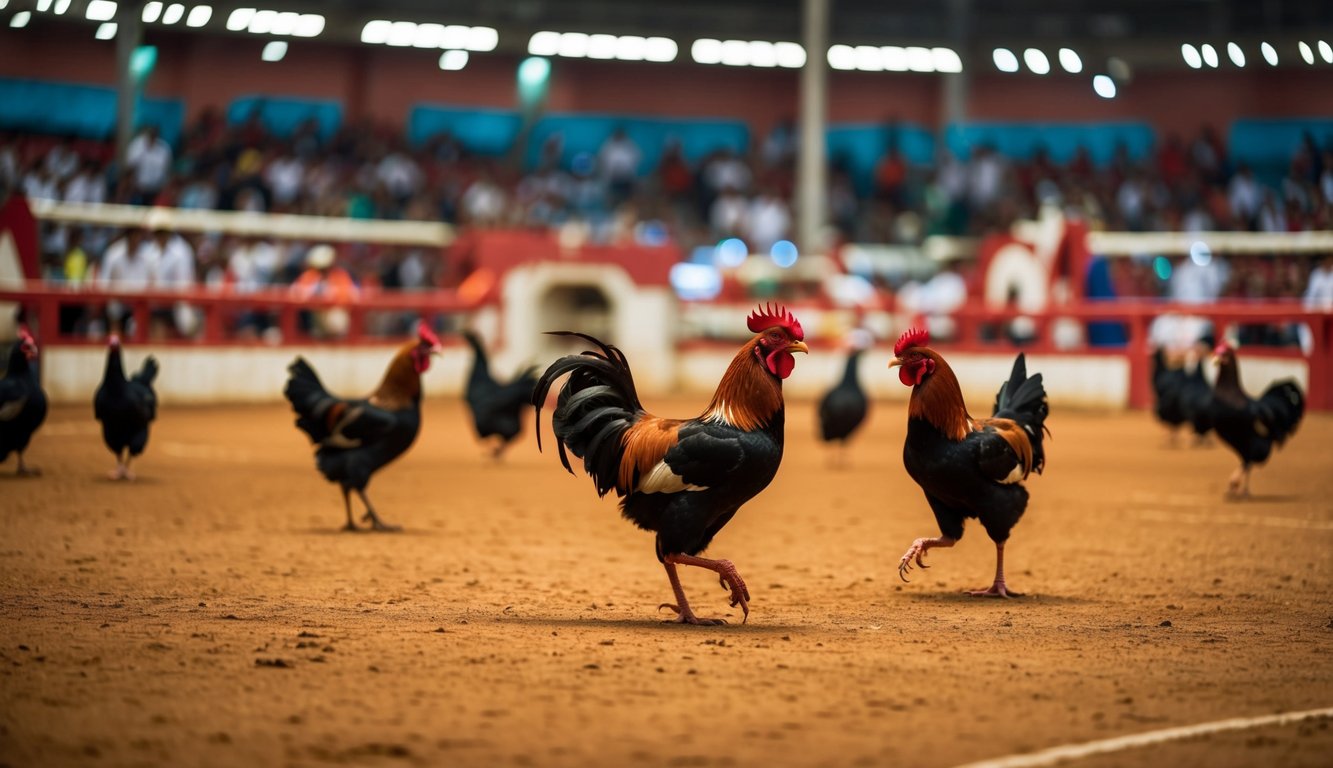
left=1, top=392, right=1331, bottom=768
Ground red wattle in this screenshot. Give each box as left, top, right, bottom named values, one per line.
left=767, top=350, right=796, bottom=379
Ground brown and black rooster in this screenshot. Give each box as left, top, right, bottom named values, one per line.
left=1208, top=342, right=1304, bottom=498
left=284, top=322, right=443, bottom=531
left=533, top=304, right=808, bottom=624
left=891, top=328, right=1049, bottom=597
left=0, top=325, right=46, bottom=477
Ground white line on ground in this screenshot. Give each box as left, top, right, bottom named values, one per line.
left=953, top=707, right=1333, bottom=768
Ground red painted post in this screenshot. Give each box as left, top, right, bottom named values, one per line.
left=1125, top=309, right=1150, bottom=410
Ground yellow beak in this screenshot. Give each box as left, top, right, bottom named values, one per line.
left=787, top=341, right=809, bottom=354
left=888, top=358, right=902, bottom=369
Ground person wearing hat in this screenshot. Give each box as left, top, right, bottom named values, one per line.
left=291, top=244, right=360, bottom=338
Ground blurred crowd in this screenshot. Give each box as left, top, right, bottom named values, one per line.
left=2, top=112, right=1331, bottom=331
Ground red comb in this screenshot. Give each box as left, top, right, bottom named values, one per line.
left=417, top=321, right=441, bottom=347
left=893, top=327, right=929, bottom=356
left=1213, top=342, right=1233, bottom=356
left=746, top=303, right=804, bottom=341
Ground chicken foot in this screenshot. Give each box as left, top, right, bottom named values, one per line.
left=1225, top=465, right=1251, bottom=499
left=15, top=452, right=40, bottom=477
left=339, top=488, right=401, bottom=532
left=107, top=450, right=135, bottom=481
left=897, top=536, right=956, bottom=581
left=658, top=554, right=750, bottom=625
left=967, top=541, right=1023, bottom=598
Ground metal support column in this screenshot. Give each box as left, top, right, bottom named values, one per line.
left=115, top=2, right=145, bottom=163
left=796, top=0, right=830, bottom=255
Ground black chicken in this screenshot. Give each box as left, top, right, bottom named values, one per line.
left=284, top=322, right=443, bottom=531
left=93, top=335, right=159, bottom=481
left=0, top=326, right=46, bottom=476
left=1150, top=344, right=1212, bottom=445
left=891, top=328, right=1049, bottom=597
left=817, top=344, right=869, bottom=466
left=1208, top=343, right=1304, bottom=498
left=462, top=330, right=537, bottom=459
left=533, top=304, right=808, bottom=624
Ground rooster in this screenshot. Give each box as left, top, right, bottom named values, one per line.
left=93, top=335, right=159, bottom=480
left=1150, top=343, right=1212, bottom=445
left=533, top=304, right=808, bottom=624
left=817, top=336, right=870, bottom=467
left=1208, top=343, right=1304, bottom=498
left=891, top=328, right=1048, bottom=597
left=462, top=330, right=538, bottom=459
left=0, top=325, right=46, bottom=477
left=284, top=322, right=443, bottom=531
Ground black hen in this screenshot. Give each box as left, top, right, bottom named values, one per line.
left=93, top=336, right=159, bottom=480
left=1151, top=346, right=1212, bottom=444
left=892, top=328, right=1049, bottom=597
left=284, top=323, right=443, bottom=531
left=0, top=326, right=46, bottom=476
left=817, top=348, right=869, bottom=466
left=462, top=330, right=537, bottom=459
left=1208, top=343, right=1304, bottom=498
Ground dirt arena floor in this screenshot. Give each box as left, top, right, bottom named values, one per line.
left=2, top=394, right=1331, bottom=768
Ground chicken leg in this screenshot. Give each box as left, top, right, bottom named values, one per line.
left=108, top=449, right=135, bottom=481
left=968, top=541, right=1022, bottom=598
left=356, top=489, right=401, bottom=532
left=658, top=554, right=750, bottom=625
left=1225, top=464, right=1251, bottom=499
left=16, top=452, right=40, bottom=477
left=897, top=536, right=956, bottom=581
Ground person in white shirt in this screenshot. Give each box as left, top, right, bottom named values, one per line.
left=598, top=128, right=641, bottom=205
left=265, top=151, right=306, bottom=209
left=97, top=229, right=155, bottom=290
left=125, top=126, right=173, bottom=203
left=745, top=188, right=792, bottom=254
left=140, top=225, right=199, bottom=336
left=63, top=160, right=107, bottom=205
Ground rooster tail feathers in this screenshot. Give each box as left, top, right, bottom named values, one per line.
left=284, top=357, right=334, bottom=443
left=532, top=332, right=642, bottom=497
left=993, top=353, right=1050, bottom=474
left=132, top=356, right=159, bottom=387
left=1257, top=380, right=1305, bottom=446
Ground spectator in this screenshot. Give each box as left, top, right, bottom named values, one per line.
left=745, top=186, right=792, bottom=254
left=459, top=170, right=507, bottom=227
left=1305, top=255, right=1333, bottom=311
left=1228, top=164, right=1262, bottom=230
left=598, top=127, right=641, bottom=206
left=97, top=228, right=154, bottom=290
left=264, top=145, right=306, bottom=210
left=125, top=125, right=173, bottom=204
left=64, top=159, right=107, bottom=205
left=291, top=244, right=360, bottom=338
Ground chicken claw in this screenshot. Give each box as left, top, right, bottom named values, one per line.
left=897, top=536, right=956, bottom=583
left=658, top=603, right=726, bottom=626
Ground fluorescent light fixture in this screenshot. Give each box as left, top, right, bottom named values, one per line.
left=614, top=35, right=645, bottom=61
left=906, top=46, right=935, bottom=72
left=854, top=45, right=883, bottom=72
left=1181, top=43, right=1202, bottom=69
left=1092, top=74, right=1116, bottom=98
left=262, top=40, right=286, bottom=61
left=1059, top=47, right=1082, bottom=73
left=95, top=21, right=116, bottom=39
left=36, top=0, right=51, bottom=11
left=557, top=31, right=589, bottom=57
left=992, top=48, right=1019, bottom=72
left=248, top=9, right=274, bottom=34
left=161, top=3, right=183, bottom=24
left=748, top=40, right=777, bottom=67
left=386, top=21, right=415, bottom=47
left=528, top=31, right=559, bottom=56
left=881, top=46, right=908, bottom=72
left=54, top=0, right=70, bottom=13
left=226, top=7, right=254, bottom=32
left=720, top=39, right=750, bottom=66
left=692, top=38, right=722, bottom=64
left=186, top=6, right=211, bottom=27
left=827, top=44, right=855, bottom=71
left=1260, top=42, right=1278, bottom=66
left=465, top=27, right=497, bottom=52
left=774, top=42, right=804, bottom=68
left=292, top=13, right=322, bottom=37
left=1201, top=43, right=1218, bottom=67
left=412, top=23, right=443, bottom=48
left=143, top=1, right=163, bottom=23
left=361, top=20, right=391, bottom=44
left=86, top=0, right=117, bottom=22
left=1023, top=48, right=1050, bottom=75
left=9, top=10, right=29, bottom=26
left=439, top=50, right=468, bottom=70
left=1299, top=41, right=1314, bottom=65
left=643, top=37, right=677, bottom=63
left=932, top=47, right=962, bottom=73
left=1227, top=42, right=1245, bottom=67
left=271, top=10, right=300, bottom=36
left=1321, top=40, right=1333, bottom=64
left=587, top=33, right=616, bottom=59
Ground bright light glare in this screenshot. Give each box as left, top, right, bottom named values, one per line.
left=1260, top=42, right=1278, bottom=66
left=932, top=47, right=962, bottom=73
left=1181, top=43, right=1202, bottom=68
left=413, top=23, right=443, bottom=48
left=1189, top=240, right=1211, bottom=266
left=161, top=3, right=183, bottom=24
left=993, top=48, right=1019, bottom=73
left=1059, top=47, right=1082, bottom=73
left=293, top=14, right=323, bottom=37
left=557, top=31, right=589, bottom=57
left=587, top=33, right=616, bottom=60
left=644, top=37, right=678, bottom=63
left=827, top=44, right=855, bottom=71
left=86, top=0, right=117, bottom=22
left=1299, top=41, right=1314, bottom=65
left=528, top=31, right=559, bottom=56
left=715, top=238, right=748, bottom=269
left=466, top=27, right=498, bottom=52
left=1227, top=42, right=1245, bottom=67
left=774, top=42, right=805, bottom=68
left=53, top=0, right=70, bottom=13
left=439, top=50, right=468, bottom=70
left=906, top=46, right=935, bottom=72
left=881, top=46, right=908, bottom=72
left=747, top=40, right=776, bottom=68
left=36, top=0, right=51, bottom=11
left=1201, top=43, right=1218, bottom=67
left=143, top=1, right=163, bottom=23
left=261, top=40, right=287, bottom=62
left=720, top=39, right=750, bottom=66
left=361, top=19, right=390, bottom=44
left=9, top=10, right=30, bottom=26
left=1092, top=74, right=1116, bottom=98
left=770, top=240, right=799, bottom=269
left=1320, top=40, right=1333, bottom=64
left=248, top=9, right=274, bottom=34
left=691, top=38, right=723, bottom=64
left=226, top=7, right=253, bottom=32
left=186, top=6, right=211, bottom=27
left=854, top=45, right=883, bottom=72
left=1023, top=48, right=1050, bottom=74
left=94, top=21, right=116, bottom=39
left=386, top=21, right=415, bottom=47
